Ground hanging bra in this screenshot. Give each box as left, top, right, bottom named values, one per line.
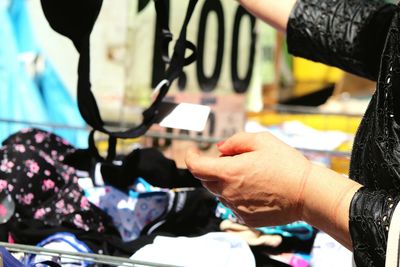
left=40, top=0, right=199, bottom=140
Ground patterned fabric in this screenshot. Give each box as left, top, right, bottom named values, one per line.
left=84, top=185, right=168, bottom=242
left=0, top=245, right=60, bottom=267
left=287, top=0, right=393, bottom=81
left=2, top=128, right=76, bottom=160
left=287, top=1, right=400, bottom=266
left=0, top=128, right=109, bottom=234
left=27, top=232, right=92, bottom=267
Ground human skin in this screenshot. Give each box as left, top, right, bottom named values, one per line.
left=185, top=132, right=362, bottom=250
left=237, top=0, right=297, bottom=32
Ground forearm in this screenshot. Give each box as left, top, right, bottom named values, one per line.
left=301, top=164, right=362, bottom=250
left=238, top=0, right=297, bottom=32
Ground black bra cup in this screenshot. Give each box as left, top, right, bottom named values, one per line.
left=40, top=0, right=103, bottom=50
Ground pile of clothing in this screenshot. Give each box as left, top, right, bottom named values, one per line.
left=0, top=128, right=316, bottom=266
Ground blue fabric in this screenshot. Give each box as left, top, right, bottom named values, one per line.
left=84, top=185, right=169, bottom=242
left=0, top=2, right=48, bottom=142
left=0, top=245, right=25, bottom=267
left=2, top=0, right=88, bottom=148
left=216, top=202, right=315, bottom=241
left=27, top=232, right=92, bottom=267
left=0, top=246, right=60, bottom=267
left=8, top=0, right=39, bottom=53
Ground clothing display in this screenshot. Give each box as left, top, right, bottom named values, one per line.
left=0, top=128, right=251, bottom=264
left=1, top=0, right=377, bottom=265
left=0, top=127, right=315, bottom=265
left=287, top=1, right=400, bottom=265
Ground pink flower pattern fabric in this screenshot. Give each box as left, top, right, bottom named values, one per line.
left=0, top=128, right=111, bottom=234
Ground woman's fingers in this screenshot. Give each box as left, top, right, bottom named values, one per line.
left=217, top=132, right=258, bottom=156
left=185, top=148, right=230, bottom=182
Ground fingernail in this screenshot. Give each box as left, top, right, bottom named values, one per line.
left=216, top=140, right=225, bottom=147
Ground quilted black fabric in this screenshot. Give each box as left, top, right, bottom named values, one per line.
left=287, top=1, right=400, bottom=266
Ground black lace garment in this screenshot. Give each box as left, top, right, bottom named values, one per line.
left=287, top=1, right=400, bottom=266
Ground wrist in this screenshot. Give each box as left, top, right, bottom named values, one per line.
left=299, top=164, right=362, bottom=248
left=296, top=161, right=313, bottom=221
left=298, top=162, right=319, bottom=223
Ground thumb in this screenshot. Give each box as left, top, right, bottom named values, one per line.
left=218, top=132, right=258, bottom=156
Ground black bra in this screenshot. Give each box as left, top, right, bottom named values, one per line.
left=40, top=0, right=199, bottom=140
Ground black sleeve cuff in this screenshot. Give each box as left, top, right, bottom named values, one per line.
left=349, top=187, right=400, bottom=266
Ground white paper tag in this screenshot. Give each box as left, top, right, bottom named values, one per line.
left=155, top=101, right=211, bottom=132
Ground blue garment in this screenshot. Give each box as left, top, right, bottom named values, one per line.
left=3, top=0, right=88, bottom=147
left=8, top=0, right=39, bottom=53
left=0, top=2, right=48, bottom=142
left=85, top=185, right=169, bottom=242
left=26, top=232, right=92, bottom=267
left=216, top=202, right=315, bottom=241
left=0, top=245, right=60, bottom=267
left=0, top=245, right=27, bottom=267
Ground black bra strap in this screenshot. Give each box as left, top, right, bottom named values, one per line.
left=77, top=0, right=199, bottom=139
left=154, top=0, right=173, bottom=64
left=87, top=129, right=117, bottom=163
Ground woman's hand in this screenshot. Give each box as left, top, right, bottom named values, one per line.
left=185, top=131, right=311, bottom=227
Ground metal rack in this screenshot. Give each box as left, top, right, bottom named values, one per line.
left=0, top=242, right=181, bottom=267
left=0, top=117, right=223, bottom=144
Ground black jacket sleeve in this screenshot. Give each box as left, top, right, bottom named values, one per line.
left=349, top=188, right=400, bottom=266
left=286, top=0, right=398, bottom=81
